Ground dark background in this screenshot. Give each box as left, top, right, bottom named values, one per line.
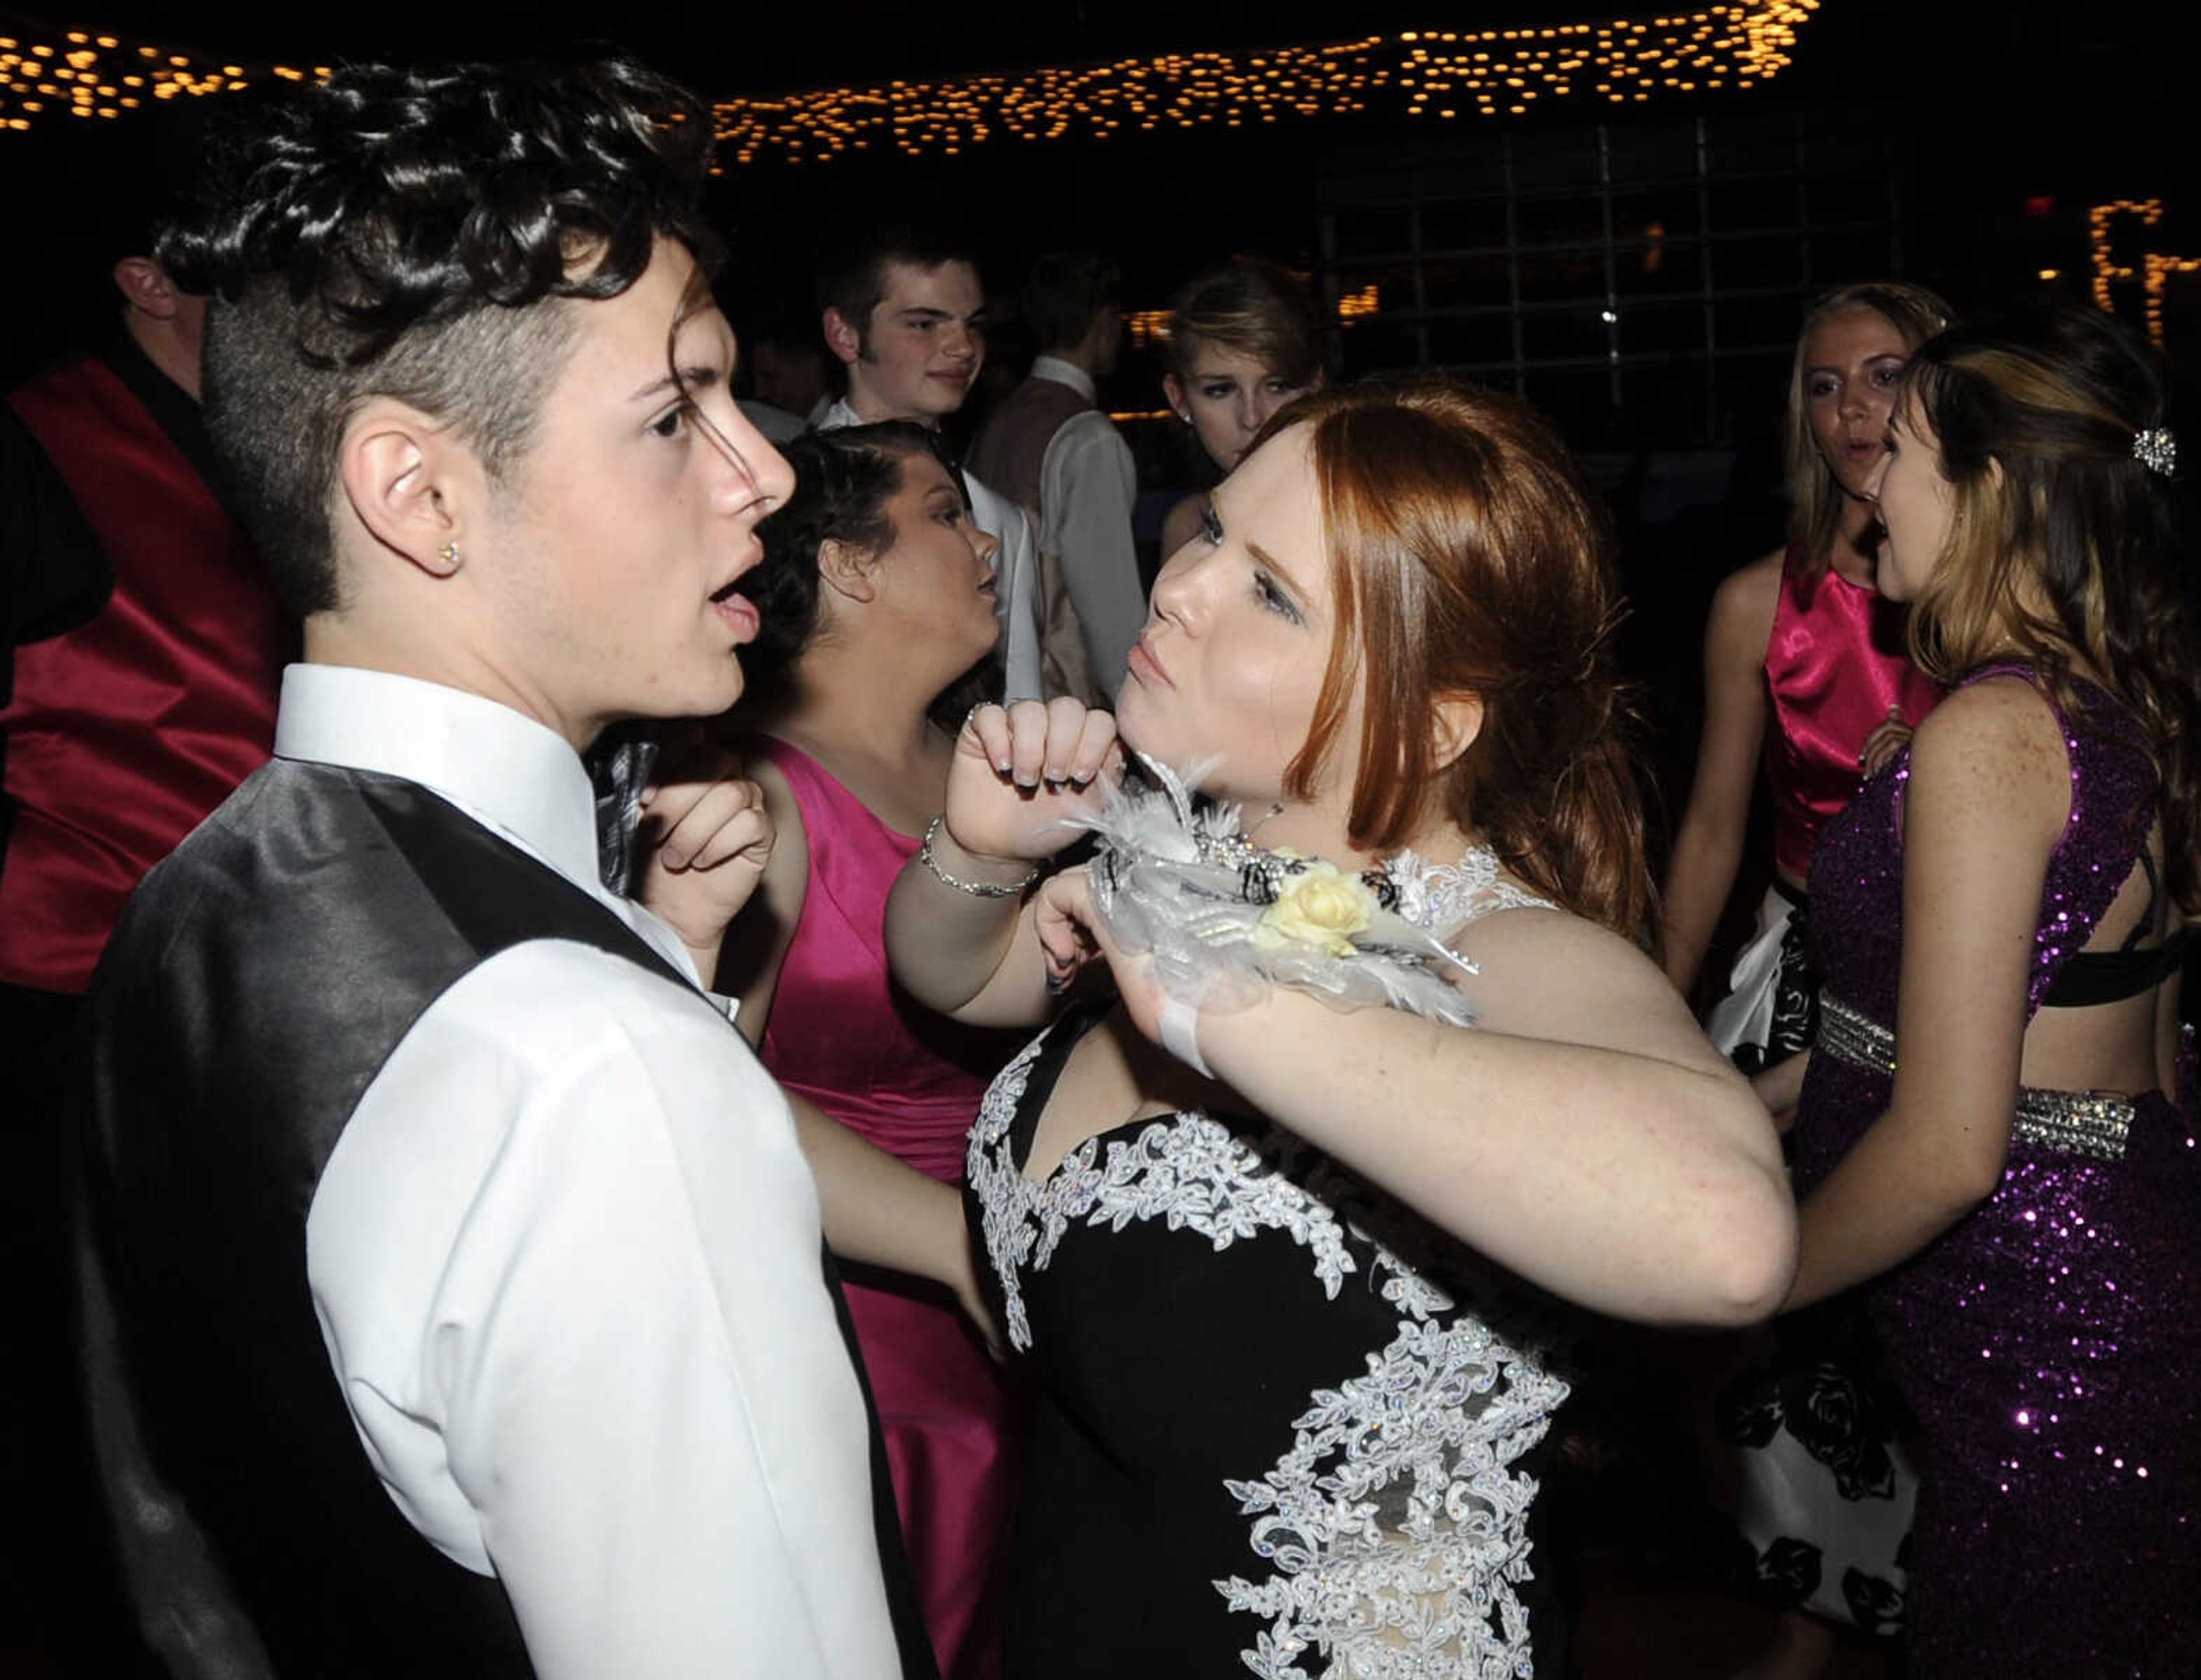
left=1, top=0, right=2194, bottom=877
left=2, top=1, right=2191, bottom=388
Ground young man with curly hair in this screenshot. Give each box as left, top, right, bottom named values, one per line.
left=76, top=58, right=942, bottom=1677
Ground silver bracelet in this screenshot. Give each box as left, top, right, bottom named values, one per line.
left=918, top=816, right=1036, bottom=899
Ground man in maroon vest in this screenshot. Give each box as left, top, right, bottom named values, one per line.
left=0, top=167, right=286, bottom=1671
left=966, top=251, right=1148, bottom=704
left=1, top=259, right=285, bottom=994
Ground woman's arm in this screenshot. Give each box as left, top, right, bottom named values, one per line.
left=1659, top=554, right=1781, bottom=994
left=707, top=757, right=996, bottom=1341
left=711, top=753, right=809, bottom=1047
left=1197, top=911, right=1795, bottom=1326
left=884, top=827, right=1056, bottom=1028
left=1783, top=678, right=2069, bottom=1309
left=886, top=699, right=1120, bottom=1027
left=787, top=1093, right=997, bottom=1352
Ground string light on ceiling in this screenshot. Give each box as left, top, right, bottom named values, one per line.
left=712, top=4, right=1823, bottom=164
left=0, top=5, right=1824, bottom=153
left=0, top=26, right=324, bottom=130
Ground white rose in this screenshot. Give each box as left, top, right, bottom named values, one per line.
left=1255, top=862, right=1376, bottom=959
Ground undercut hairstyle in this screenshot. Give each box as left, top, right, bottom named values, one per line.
left=1897, top=306, right=2201, bottom=908
left=1784, top=281, right=1955, bottom=570
left=737, top=421, right=962, bottom=700
left=1020, top=252, right=1121, bottom=354
left=158, top=56, right=719, bottom=616
left=1258, top=377, right=1652, bottom=938
left=814, top=218, right=980, bottom=351
left=1164, top=257, right=1326, bottom=389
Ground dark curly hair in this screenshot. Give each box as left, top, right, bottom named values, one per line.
left=737, top=421, right=959, bottom=702
left=159, top=56, right=718, bottom=615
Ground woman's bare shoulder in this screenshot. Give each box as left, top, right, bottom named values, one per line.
left=1913, top=673, right=2069, bottom=767
left=1709, top=546, right=1787, bottom=635
left=1906, top=673, right=2072, bottom=832
left=1447, top=900, right=1728, bottom=1069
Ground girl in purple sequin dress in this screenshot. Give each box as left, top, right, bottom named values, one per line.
left=1774, top=307, right=2201, bottom=1673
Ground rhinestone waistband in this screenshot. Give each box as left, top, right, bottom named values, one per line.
left=1814, top=990, right=2133, bottom=1162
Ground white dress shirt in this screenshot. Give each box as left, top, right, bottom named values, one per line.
left=816, top=396, right=1044, bottom=701
left=283, top=665, right=901, bottom=1679
left=1027, top=356, right=1147, bottom=696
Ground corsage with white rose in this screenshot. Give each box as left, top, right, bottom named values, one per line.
left=1071, top=757, right=1483, bottom=1072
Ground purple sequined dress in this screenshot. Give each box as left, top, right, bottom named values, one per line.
left=1794, top=667, right=2201, bottom=1674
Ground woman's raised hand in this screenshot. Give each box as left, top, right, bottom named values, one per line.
left=1859, top=705, right=1913, bottom=776
left=944, top=698, right=1123, bottom=864
left=1032, top=865, right=1192, bottom=1075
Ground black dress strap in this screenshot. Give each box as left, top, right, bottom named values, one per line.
left=2043, top=923, right=2187, bottom=1008
left=1005, top=997, right=1115, bottom=1175
left=2113, top=848, right=2163, bottom=952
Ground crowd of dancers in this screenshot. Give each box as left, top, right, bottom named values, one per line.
left=1, top=47, right=2195, bottom=1680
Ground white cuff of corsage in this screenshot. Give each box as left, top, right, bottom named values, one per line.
left=1157, top=992, right=1212, bottom=1079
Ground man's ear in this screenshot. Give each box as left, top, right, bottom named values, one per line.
left=816, top=535, right=879, bottom=606
left=1430, top=691, right=1485, bottom=775
left=336, top=399, right=477, bottom=581
left=113, top=256, right=183, bottom=321
left=822, top=307, right=863, bottom=369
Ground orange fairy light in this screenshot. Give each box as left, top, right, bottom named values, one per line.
left=1, top=3, right=1823, bottom=149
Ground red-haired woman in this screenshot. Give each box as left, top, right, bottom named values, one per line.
left=884, top=377, right=1797, bottom=1677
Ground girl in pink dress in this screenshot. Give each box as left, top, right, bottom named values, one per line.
left=722, top=421, right=1023, bottom=1679
left=1662, top=282, right=1952, bottom=1060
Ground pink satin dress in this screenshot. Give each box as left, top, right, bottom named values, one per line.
left=1763, top=542, right=1942, bottom=882
left=751, top=736, right=1019, bottom=1680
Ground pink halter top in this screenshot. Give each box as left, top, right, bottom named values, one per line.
left=1763, top=541, right=1941, bottom=882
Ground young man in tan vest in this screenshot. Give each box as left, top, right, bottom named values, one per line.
left=967, top=252, right=1146, bottom=703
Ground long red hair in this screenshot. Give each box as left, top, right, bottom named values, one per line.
left=1267, top=377, right=1652, bottom=937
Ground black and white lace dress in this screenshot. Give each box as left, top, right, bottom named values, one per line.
left=965, top=852, right=1570, bottom=1678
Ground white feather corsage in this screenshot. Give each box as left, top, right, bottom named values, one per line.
left=1072, top=755, right=1479, bottom=1025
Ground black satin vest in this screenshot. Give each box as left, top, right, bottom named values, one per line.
left=77, top=757, right=937, bottom=1678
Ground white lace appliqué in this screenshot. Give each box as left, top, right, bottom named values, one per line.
left=968, top=1033, right=1051, bottom=1352
left=968, top=1039, right=1568, bottom=1679
left=969, top=1056, right=1358, bottom=1355
left=1391, top=845, right=1557, bottom=937
left=1220, top=1308, right=1568, bottom=1679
